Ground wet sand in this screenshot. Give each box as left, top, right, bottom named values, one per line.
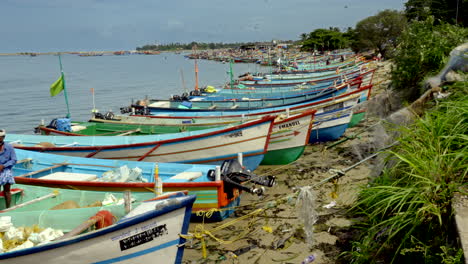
left=182, top=62, right=391, bottom=264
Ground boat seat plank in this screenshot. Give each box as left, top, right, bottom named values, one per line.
left=39, top=172, right=98, bottom=181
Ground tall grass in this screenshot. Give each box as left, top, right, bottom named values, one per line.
left=346, top=81, right=467, bottom=263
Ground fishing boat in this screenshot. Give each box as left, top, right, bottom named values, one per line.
left=37, top=110, right=317, bottom=165
left=0, top=183, right=157, bottom=212
left=198, top=68, right=363, bottom=95
left=126, top=84, right=370, bottom=119
left=6, top=116, right=275, bottom=172
left=0, top=192, right=197, bottom=264
left=115, top=85, right=371, bottom=143
left=187, top=80, right=339, bottom=101
left=238, top=67, right=373, bottom=88
left=127, top=78, right=360, bottom=114
left=11, top=149, right=275, bottom=221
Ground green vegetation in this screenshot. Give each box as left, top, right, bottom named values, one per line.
left=299, top=28, right=352, bottom=52
left=390, top=17, right=468, bottom=100
left=345, top=80, right=467, bottom=263
left=353, top=10, right=407, bottom=58
left=405, top=0, right=468, bottom=26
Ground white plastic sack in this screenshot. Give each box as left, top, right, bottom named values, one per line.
left=9, top=240, right=34, bottom=252
left=4, top=226, right=24, bottom=241
left=0, top=216, right=13, bottom=232
left=27, top=233, right=41, bottom=244
left=37, top=228, right=64, bottom=243
left=100, top=166, right=144, bottom=183
left=102, top=193, right=118, bottom=206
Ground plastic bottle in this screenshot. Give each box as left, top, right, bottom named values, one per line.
left=154, top=163, right=163, bottom=196
left=301, top=255, right=315, bottom=264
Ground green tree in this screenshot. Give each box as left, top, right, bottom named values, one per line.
left=300, top=28, right=349, bottom=51
left=405, top=0, right=468, bottom=26
left=354, top=9, right=406, bottom=57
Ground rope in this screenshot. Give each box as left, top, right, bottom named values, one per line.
left=180, top=209, right=264, bottom=258
left=184, top=128, right=398, bottom=259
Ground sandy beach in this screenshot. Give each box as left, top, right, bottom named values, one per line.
left=182, top=62, right=392, bottom=264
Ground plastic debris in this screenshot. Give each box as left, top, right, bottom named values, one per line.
left=296, top=186, right=317, bottom=246
left=301, top=254, right=315, bottom=263
left=99, top=166, right=144, bottom=182
left=322, top=201, right=337, bottom=209
left=102, top=193, right=118, bottom=206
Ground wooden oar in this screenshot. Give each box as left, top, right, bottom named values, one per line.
left=93, top=128, right=141, bottom=136
left=54, top=215, right=100, bottom=241
left=51, top=162, right=116, bottom=168
left=16, top=163, right=67, bottom=178
left=16, top=158, right=33, bottom=165
left=55, top=210, right=115, bottom=241
left=0, top=192, right=59, bottom=213
left=116, top=129, right=141, bottom=136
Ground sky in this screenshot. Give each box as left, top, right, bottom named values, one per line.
left=0, top=0, right=406, bottom=53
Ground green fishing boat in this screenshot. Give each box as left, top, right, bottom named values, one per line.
left=0, top=184, right=157, bottom=212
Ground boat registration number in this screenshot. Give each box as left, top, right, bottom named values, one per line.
left=119, top=224, right=168, bottom=251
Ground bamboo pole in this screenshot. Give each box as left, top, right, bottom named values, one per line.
left=55, top=218, right=99, bottom=241
left=124, top=190, right=132, bottom=213
left=0, top=193, right=58, bottom=212
left=16, top=163, right=67, bottom=178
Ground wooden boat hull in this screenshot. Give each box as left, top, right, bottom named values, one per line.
left=0, top=184, right=157, bottom=212
left=11, top=149, right=244, bottom=220
left=348, top=109, right=366, bottom=128
left=310, top=107, right=353, bottom=143
left=0, top=195, right=196, bottom=264
left=8, top=117, right=275, bottom=172
left=261, top=110, right=314, bottom=165
left=143, top=83, right=351, bottom=113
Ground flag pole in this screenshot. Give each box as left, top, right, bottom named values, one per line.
left=229, top=59, right=234, bottom=89
left=58, top=53, right=71, bottom=118
left=91, top=88, right=96, bottom=113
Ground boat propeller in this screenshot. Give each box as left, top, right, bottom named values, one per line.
left=208, top=159, right=276, bottom=198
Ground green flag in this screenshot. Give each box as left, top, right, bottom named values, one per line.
left=50, top=74, right=64, bottom=97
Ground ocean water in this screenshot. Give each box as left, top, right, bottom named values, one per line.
left=0, top=53, right=266, bottom=134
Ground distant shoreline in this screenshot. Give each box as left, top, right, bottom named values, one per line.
left=0, top=50, right=189, bottom=56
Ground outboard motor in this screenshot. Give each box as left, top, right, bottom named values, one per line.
left=190, top=90, right=201, bottom=96
left=120, top=106, right=132, bottom=114
left=208, top=159, right=275, bottom=199
left=104, top=111, right=114, bottom=120
left=171, top=95, right=182, bottom=101
left=93, top=112, right=105, bottom=119
left=46, top=118, right=58, bottom=129
left=181, top=92, right=189, bottom=101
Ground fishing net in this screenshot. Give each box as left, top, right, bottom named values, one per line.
left=10, top=184, right=155, bottom=213
left=5, top=206, right=126, bottom=234
left=295, top=186, right=317, bottom=246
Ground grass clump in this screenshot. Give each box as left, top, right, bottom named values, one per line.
left=345, top=81, right=467, bottom=264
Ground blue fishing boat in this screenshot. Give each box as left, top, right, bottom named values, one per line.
left=6, top=116, right=275, bottom=172
left=0, top=191, right=197, bottom=264
left=11, top=149, right=274, bottom=221
left=127, top=79, right=361, bottom=114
